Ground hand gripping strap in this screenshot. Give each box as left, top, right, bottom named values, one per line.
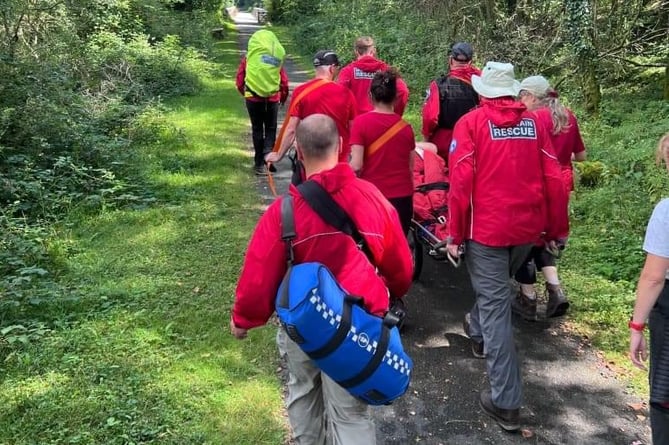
left=278, top=195, right=296, bottom=309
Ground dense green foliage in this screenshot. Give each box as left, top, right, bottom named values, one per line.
left=0, top=0, right=226, bottom=319
left=266, top=0, right=668, bottom=108
left=1, top=6, right=289, bottom=444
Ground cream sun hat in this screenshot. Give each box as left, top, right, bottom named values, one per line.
left=471, top=62, right=522, bottom=99
left=519, top=75, right=551, bottom=97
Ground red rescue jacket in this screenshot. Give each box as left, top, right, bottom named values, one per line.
left=233, top=163, right=413, bottom=330
left=532, top=107, right=586, bottom=192
left=337, top=55, right=409, bottom=116
left=413, top=148, right=449, bottom=241
left=447, top=98, right=569, bottom=247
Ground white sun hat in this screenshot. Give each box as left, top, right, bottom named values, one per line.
left=519, top=75, right=551, bottom=97
left=471, top=62, right=522, bottom=99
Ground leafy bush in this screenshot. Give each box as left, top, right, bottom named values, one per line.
left=0, top=0, right=221, bottom=313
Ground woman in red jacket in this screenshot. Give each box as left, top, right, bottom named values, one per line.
left=512, top=75, right=587, bottom=320
left=349, top=68, right=415, bottom=234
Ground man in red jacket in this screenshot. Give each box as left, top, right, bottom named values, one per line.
left=446, top=62, right=568, bottom=432
left=266, top=50, right=357, bottom=166
left=421, top=42, right=481, bottom=162
left=232, top=114, right=412, bottom=444
left=337, top=36, right=409, bottom=116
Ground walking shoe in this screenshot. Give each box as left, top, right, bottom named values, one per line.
left=479, top=389, right=520, bottom=432
left=511, top=290, right=537, bottom=321
left=253, top=165, right=267, bottom=176
left=546, top=283, right=570, bottom=318
left=462, top=313, right=485, bottom=358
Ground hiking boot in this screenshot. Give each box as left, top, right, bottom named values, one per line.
left=479, top=389, right=520, bottom=432
left=546, top=283, right=570, bottom=318
left=511, top=290, right=537, bottom=321
left=253, top=165, right=267, bottom=176
left=462, top=313, right=485, bottom=359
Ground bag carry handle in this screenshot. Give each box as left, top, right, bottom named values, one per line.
left=337, top=322, right=391, bottom=389
left=307, top=294, right=358, bottom=360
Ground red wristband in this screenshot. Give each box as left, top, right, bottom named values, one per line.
left=628, top=319, right=646, bottom=332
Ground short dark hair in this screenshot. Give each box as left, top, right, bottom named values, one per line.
left=370, top=68, right=399, bottom=105
left=296, top=114, right=339, bottom=160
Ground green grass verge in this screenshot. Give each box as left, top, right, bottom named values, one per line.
left=0, top=28, right=287, bottom=445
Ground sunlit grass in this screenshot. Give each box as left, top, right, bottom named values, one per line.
left=0, top=23, right=288, bottom=445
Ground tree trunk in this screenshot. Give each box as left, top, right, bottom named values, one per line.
left=664, top=57, right=669, bottom=100
left=482, top=0, right=496, bottom=22
left=582, top=61, right=601, bottom=114
left=565, top=0, right=601, bottom=114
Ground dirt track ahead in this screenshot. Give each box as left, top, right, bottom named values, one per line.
left=234, top=13, right=651, bottom=444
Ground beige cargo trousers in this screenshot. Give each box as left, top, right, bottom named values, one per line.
left=276, top=329, right=377, bottom=445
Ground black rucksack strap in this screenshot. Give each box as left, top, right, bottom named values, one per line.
left=437, top=75, right=479, bottom=130
left=297, top=181, right=358, bottom=237
left=278, top=195, right=296, bottom=309
left=297, top=180, right=365, bottom=247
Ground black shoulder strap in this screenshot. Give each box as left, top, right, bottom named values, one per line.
left=278, top=195, right=296, bottom=309
left=297, top=180, right=372, bottom=260
left=297, top=180, right=363, bottom=244
left=280, top=195, right=296, bottom=253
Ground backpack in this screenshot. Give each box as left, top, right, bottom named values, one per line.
left=244, top=30, right=286, bottom=98
left=275, top=181, right=413, bottom=405
left=436, top=75, right=479, bottom=129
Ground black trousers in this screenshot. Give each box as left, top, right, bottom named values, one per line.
left=514, top=245, right=557, bottom=285
left=387, top=195, right=413, bottom=235
left=245, top=99, right=279, bottom=167
left=650, top=282, right=669, bottom=444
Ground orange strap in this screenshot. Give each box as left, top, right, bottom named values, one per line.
left=272, top=79, right=328, bottom=153
left=366, top=120, right=409, bottom=158
left=267, top=164, right=278, bottom=197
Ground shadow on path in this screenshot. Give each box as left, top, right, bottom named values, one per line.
left=233, top=13, right=651, bottom=445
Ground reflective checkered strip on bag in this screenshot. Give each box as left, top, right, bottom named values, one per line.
left=309, top=289, right=411, bottom=377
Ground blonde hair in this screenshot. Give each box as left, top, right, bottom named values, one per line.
left=656, top=132, right=669, bottom=172
left=537, top=89, right=571, bottom=135
left=355, top=36, right=375, bottom=55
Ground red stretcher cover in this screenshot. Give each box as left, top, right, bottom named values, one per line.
left=412, top=147, right=449, bottom=242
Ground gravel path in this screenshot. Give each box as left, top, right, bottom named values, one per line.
left=233, top=12, right=652, bottom=444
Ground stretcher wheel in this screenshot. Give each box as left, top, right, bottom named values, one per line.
left=409, top=229, right=423, bottom=281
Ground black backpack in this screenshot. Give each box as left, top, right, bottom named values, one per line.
left=436, top=75, right=479, bottom=130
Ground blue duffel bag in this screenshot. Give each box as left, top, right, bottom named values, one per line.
left=276, top=193, right=413, bottom=406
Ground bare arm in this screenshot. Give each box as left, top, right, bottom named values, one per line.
left=266, top=116, right=300, bottom=163
left=632, top=253, right=669, bottom=324
left=630, top=253, right=669, bottom=369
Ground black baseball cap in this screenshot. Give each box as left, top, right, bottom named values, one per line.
left=313, top=50, right=340, bottom=67
left=450, top=42, right=474, bottom=62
